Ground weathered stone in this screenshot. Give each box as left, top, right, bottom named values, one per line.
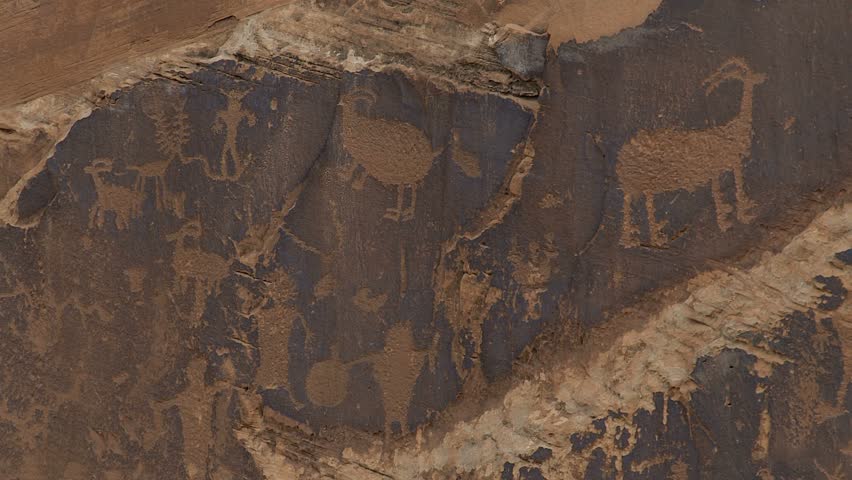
left=493, top=24, right=550, bottom=80
left=0, top=0, right=849, bottom=478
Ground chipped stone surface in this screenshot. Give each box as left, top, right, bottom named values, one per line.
left=0, top=0, right=850, bottom=478
left=493, top=25, right=550, bottom=81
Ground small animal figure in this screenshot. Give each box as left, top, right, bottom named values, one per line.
left=84, top=158, right=141, bottom=230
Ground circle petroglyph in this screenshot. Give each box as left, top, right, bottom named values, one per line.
left=306, top=359, right=349, bottom=407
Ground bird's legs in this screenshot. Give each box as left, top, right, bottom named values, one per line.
left=621, top=193, right=639, bottom=248
left=384, top=185, right=406, bottom=221
left=384, top=185, right=417, bottom=222
left=402, top=186, right=416, bottom=221
left=644, top=192, right=667, bottom=246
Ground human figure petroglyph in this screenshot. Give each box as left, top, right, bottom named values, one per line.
left=339, top=88, right=481, bottom=221
left=148, top=90, right=258, bottom=182
left=617, top=58, right=767, bottom=247
left=211, top=90, right=256, bottom=180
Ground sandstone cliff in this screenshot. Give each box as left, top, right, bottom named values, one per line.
left=0, top=1, right=849, bottom=478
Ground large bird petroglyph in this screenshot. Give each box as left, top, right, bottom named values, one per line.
left=339, top=89, right=481, bottom=221
left=617, top=58, right=766, bottom=247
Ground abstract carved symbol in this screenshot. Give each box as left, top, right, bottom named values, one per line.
left=617, top=58, right=767, bottom=247
left=339, top=88, right=443, bottom=222
left=144, top=97, right=190, bottom=163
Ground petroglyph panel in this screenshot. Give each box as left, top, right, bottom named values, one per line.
left=0, top=0, right=849, bottom=477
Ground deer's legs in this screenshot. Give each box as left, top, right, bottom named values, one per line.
left=732, top=164, right=756, bottom=223
left=621, top=193, right=639, bottom=247
left=711, top=177, right=734, bottom=232
left=645, top=192, right=666, bottom=246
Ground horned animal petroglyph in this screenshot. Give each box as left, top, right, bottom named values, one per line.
left=84, top=158, right=141, bottom=229
left=617, top=58, right=766, bottom=247
left=166, top=220, right=231, bottom=321
left=127, top=158, right=184, bottom=216
left=85, top=157, right=182, bottom=230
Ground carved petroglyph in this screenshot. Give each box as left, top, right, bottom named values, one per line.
left=236, top=185, right=305, bottom=269
left=167, top=220, right=231, bottom=321
left=339, top=89, right=439, bottom=221
left=144, top=98, right=190, bottom=162
left=84, top=159, right=142, bottom=230
left=353, top=287, right=388, bottom=313
left=617, top=58, right=767, bottom=247
left=434, top=142, right=536, bottom=378
left=181, top=90, right=258, bottom=181
left=251, top=268, right=305, bottom=394
left=214, top=91, right=256, bottom=180
left=303, top=322, right=432, bottom=436
left=138, top=100, right=189, bottom=216
left=85, top=155, right=184, bottom=230
left=339, top=90, right=482, bottom=221
left=163, top=359, right=212, bottom=480
left=452, top=266, right=503, bottom=380
left=508, top=233, right=559, bottom=321
left=306, top=358, right=349, bottom=408
left=372, top=323, right=427, bottom=437
left=129, top=158, right=185, bottom=217
left=451, top=131, right=482, bottom=178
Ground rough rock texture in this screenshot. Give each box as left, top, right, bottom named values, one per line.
left=0, top=0, right=849, bottom=479
left=0, top=0, right=289, bottom=107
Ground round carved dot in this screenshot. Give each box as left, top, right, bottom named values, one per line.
left=306, top=359, right=349, bottom=407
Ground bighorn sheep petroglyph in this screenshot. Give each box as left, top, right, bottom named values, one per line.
left=617, top=58, right=767, bottom=247
left=85, top=159, right=135, bottom=229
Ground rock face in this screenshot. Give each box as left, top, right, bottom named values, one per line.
left=493, top=25, right=550, bottom=80
left=0, top=0, right=849, bottom=479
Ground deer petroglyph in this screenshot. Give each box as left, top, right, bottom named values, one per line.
left=617, top=58, right=766, bottom=247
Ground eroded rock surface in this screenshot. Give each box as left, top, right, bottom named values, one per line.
left=0, top=0, right=849, bottom=478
